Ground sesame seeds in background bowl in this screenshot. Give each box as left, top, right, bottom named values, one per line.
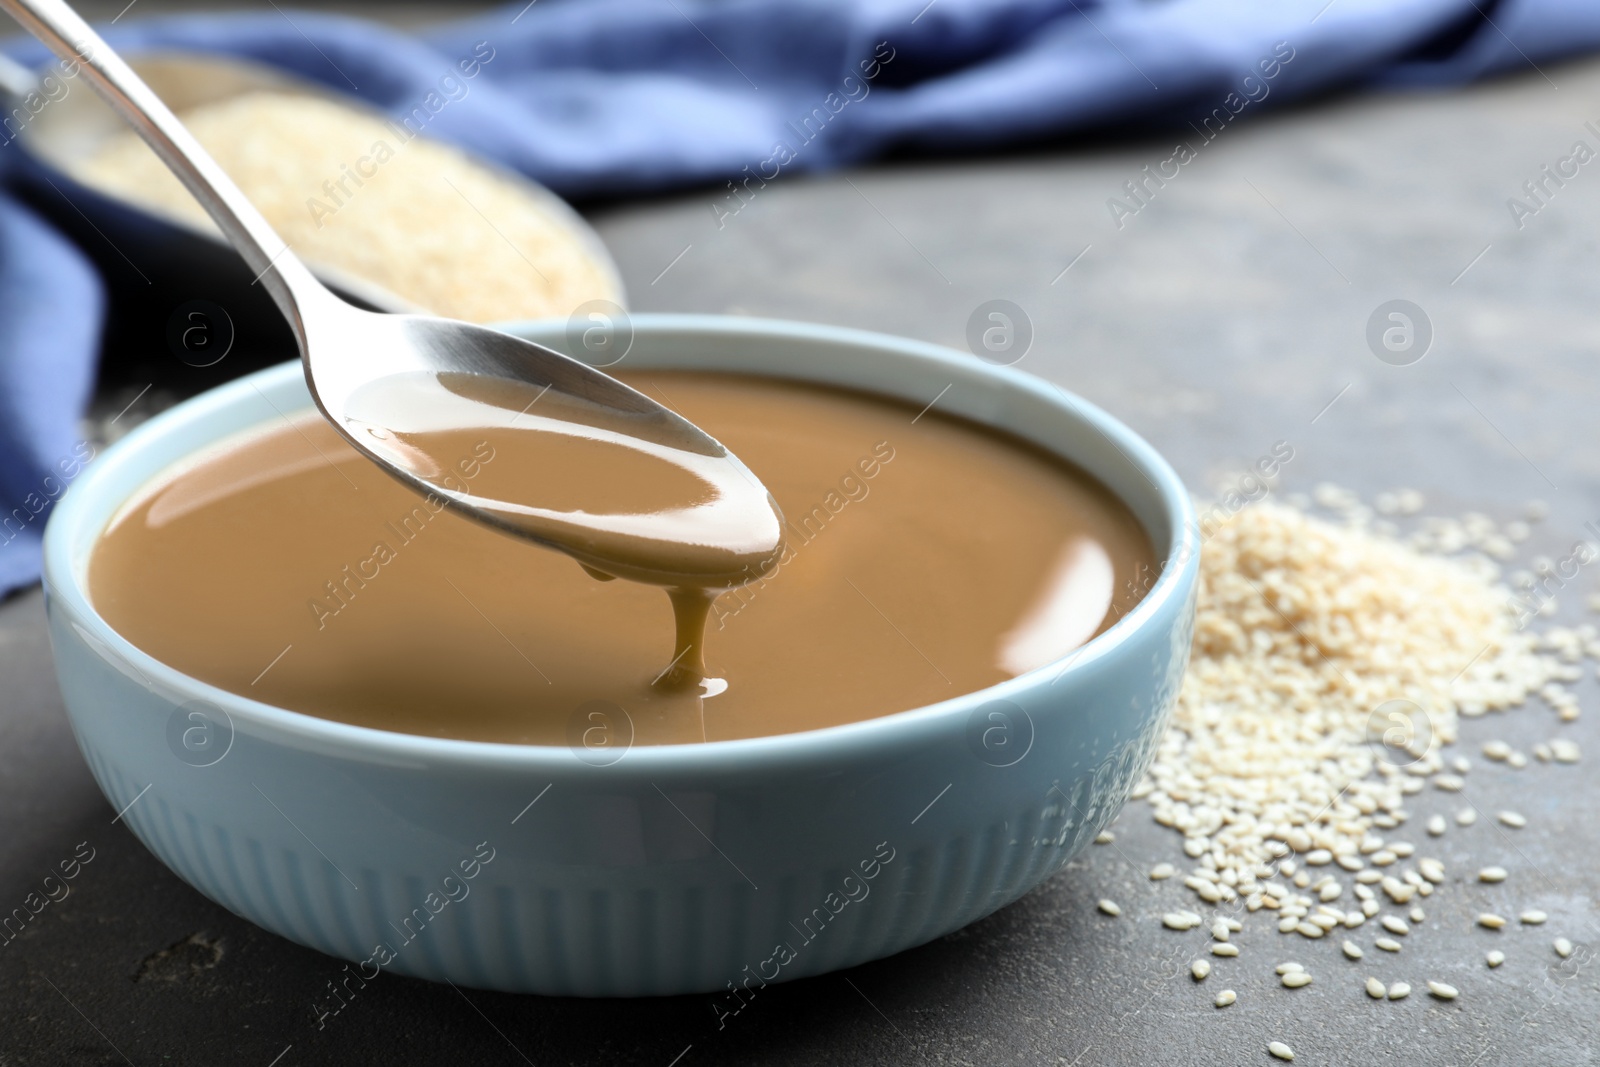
left=71, top=89, right=624, bottom=325
left=1090, top=485, right=1590, bottom=1039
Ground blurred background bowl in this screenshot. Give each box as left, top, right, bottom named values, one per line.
left=1, top=49, right=625, bottom=424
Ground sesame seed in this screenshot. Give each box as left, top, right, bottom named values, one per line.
left=1478, top=867, right=1508, bottom=883
left=1487, top=950, right=1505, bottom=967
left=1214, top=989, right=1237, bottom=1008
left=1508, top=751, right=1528, bottom=769
left=1552, top=739, right=1581, bottom=763
left=1162, top=912, right=1198, bottom=930
left=1282, top=971, right=1312, bottom=988
left=1123, top=496, right=1588, bottom=963
left=1212, top=920, right=1230, bottom=941
left=1498, top=811, right=1527, bottom=828
left=1520, top=910, right=1548, bottom=925
left=1268, top=1040, right=1295, bottom=1061
left=1409, top=907, right=1425, bottom=923
left=1192, top=959, right=1211, bottom=981
left=1555, top=938, right=1573, bottom=958
left=1094, top=830, right=1115, bottom=844
left=1427, top=981, right=1458, bottom=1000
left=80, top=96, right=621, bottom=326
left=1342, top=940, right=1363, bottom=960
left=1388, top=981, right=1411, bottom=1000
left=1213, top=942, right=1240, bottom=957
left=1275, top=961, right=1304, bottom=975
left=1097, top=899, right=1121, bottom=917
left=1478, top=914, right=1506, bottom=929
left=1366, top=976, right=1386, bottom=998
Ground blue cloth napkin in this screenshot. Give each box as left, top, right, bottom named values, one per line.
left=4, top=0, right=1600, bottom=595
left=0, top=194, right=101, bottom=593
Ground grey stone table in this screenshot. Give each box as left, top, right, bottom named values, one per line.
left=4, top=22, right=1599, bottom=1065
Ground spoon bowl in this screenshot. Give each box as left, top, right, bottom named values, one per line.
left=311, top=306, right=784, bottom=588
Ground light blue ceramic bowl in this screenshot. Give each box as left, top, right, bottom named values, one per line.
left=43, top=315, right=1198, bottom=998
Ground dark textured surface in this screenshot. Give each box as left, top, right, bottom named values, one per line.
left=4, top=32, right=1600, bottom=1067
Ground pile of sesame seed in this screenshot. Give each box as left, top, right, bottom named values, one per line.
left=1097, top=489, right=1589, bottom=1023
left=76, top=93, right=621, bottom=324
left=1134, top=496, right=1578, bottom=915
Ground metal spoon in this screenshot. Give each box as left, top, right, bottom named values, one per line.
left=1, top=0, right=783, bottom=591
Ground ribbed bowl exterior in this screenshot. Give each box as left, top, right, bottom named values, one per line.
left=44, top=317, right=1198, bottom=997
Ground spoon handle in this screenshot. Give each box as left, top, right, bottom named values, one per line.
left=0, top=0, right=329, bottom=334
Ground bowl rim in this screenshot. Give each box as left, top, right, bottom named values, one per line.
left=44, top=313, right=1198, bottom=770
